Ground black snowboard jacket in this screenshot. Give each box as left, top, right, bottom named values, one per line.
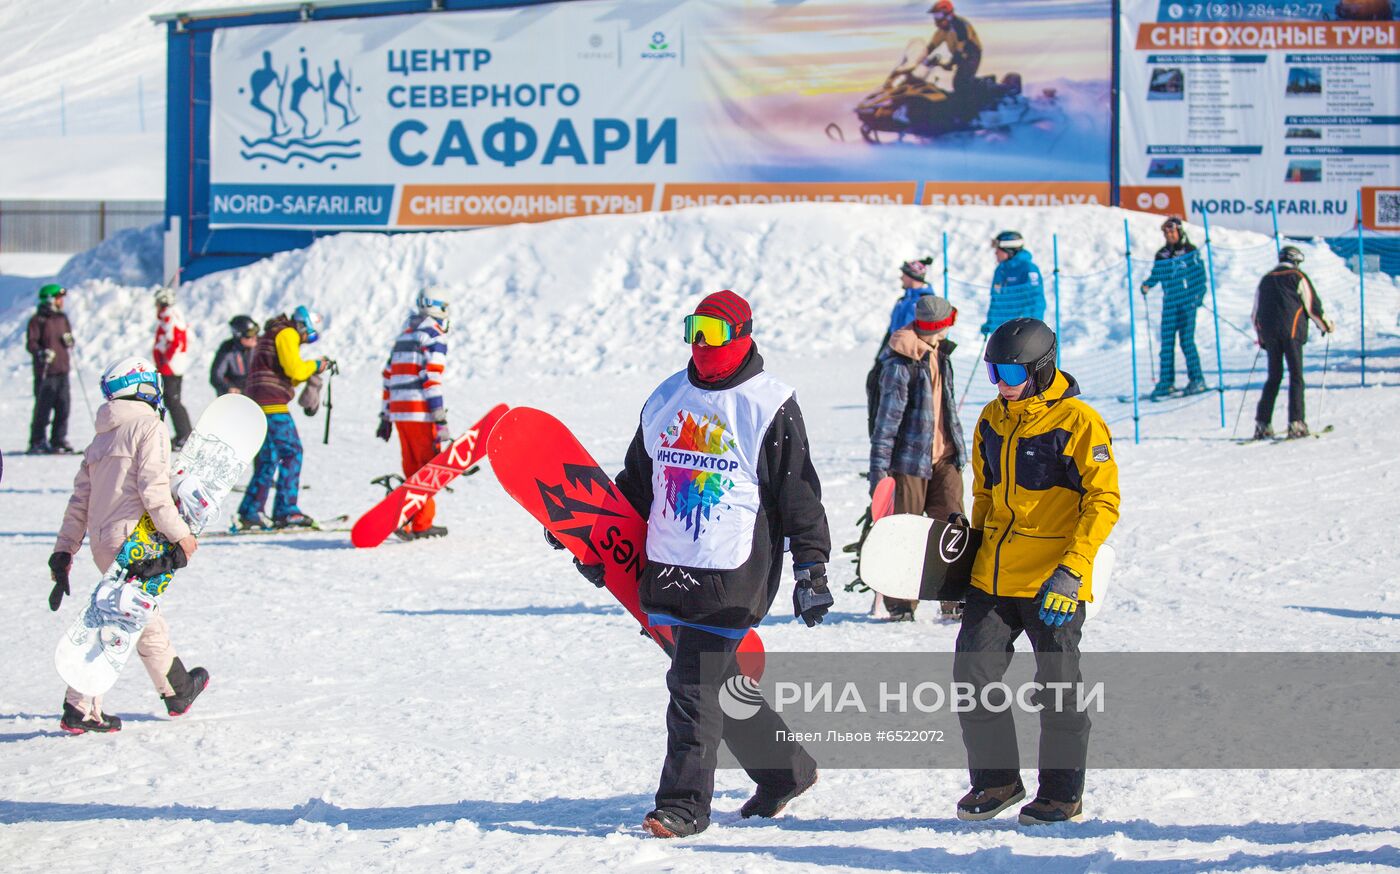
left=616, top=347, right=831, bottom=630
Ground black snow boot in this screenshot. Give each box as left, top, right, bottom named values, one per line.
left=1253, top=421, right=1274, bottom=441
left=410, top=525, right=449, bottom=540
left=28, top=442, right=51, bottom=455
left=740, top=772, right=819, bottom=819
left=162, top=658, right=210, bottom=717
left=642, top=808, right=708, bottom=839
left=60, top=702, right=122, bottom=735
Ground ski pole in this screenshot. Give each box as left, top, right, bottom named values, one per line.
left=1317, top=333, right=1331, bottom=422
left=1233, top=345, right=1262, bottom=439
left=1143, top=292, right=1157, bottom=385
left=322, top=371, right=333, bottom=445
left=957, top=335, right=989, bottom=414
left=69, top=349, right=97, bottom=426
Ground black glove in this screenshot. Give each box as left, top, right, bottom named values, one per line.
left=376, top=417, right=393, bottom=442
left=544, top=528, right=565, bottom=550
left=947, top=512, right=970, bottom=528
left=125, top=543, right=189, bottom=581
left=793, top=563, right=834, bottom=627
left=47, top=551, right=72, bottom=611
left=574, top=557, right=607, bottom=588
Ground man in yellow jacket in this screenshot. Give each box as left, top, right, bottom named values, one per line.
left=953, top=318, right=1119, bottom=826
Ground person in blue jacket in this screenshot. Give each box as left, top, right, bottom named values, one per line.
left=867, top=257, right=937, bottom=436
left=981, top=231, right=1045, bottom=337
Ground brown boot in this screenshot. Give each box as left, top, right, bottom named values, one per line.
left=956, top=781, right=1026, bottom=821
left=1018, top=796, right=1084, bottom=825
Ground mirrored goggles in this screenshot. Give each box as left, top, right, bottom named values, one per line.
left=985, top=361, right=1030, bottom=387
left=684, top=314, right=739, bottom=346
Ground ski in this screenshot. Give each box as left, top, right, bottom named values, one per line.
left=211, top=514, right=351, bottom=537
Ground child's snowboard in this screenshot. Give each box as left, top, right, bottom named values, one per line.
left=860, top=514, right=1113, bottom=621
left=55, top=394, right=267, bottom=696
left=350, top=404, right=509, bottom=548
left=486, top=407, right=764, bottom=670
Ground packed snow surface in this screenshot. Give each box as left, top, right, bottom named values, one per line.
left=1, top=203, right=1398, bottom=872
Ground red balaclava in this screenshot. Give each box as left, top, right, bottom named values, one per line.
left=691, top=289, right=754, bottom=382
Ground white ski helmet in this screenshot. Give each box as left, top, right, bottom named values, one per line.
left=153, top=287, right=176, bottom=307
left=416, top=289, right=450, bottom=322
left=101, top=356, right=163, bottom=407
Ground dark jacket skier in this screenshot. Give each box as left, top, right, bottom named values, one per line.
left=209, top=315, right=259, bottom=396
left=27, top=283, right=75, bottom=453
left=1140, top=216, right=1208, bottom=398
left=606, top=290, right=830, bottom=839
left=1251, top=246, right=1333, bottom=439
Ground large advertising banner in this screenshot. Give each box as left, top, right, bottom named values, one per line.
left=1119, top=1, right=1399, bottom=236
left=208, top=0, right=1112, bottom=229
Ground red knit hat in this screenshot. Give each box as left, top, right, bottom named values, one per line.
left=690, top=290, right=754, bottom=382
left=694, top=289, right=753, bottom=337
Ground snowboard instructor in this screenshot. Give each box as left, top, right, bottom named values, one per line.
left=27, top=283, right=76, bottom=454
left=954, top=318, right=1119, bottom=826
left=48, top=357, right=209, bottom=733
left=376, top=290, right=452, bottom=540
left=561, top=290, right=832, bottom=838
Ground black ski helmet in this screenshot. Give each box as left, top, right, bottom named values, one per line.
left=985, top=318, right=1058, bottom=393
left=229, top=314, right=259, bottom=338
left=1279, top=245, right=1305, bottom=267
left=991, top=230, right=1025, bottom=254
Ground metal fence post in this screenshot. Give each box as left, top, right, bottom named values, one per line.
left=98, top=201, right=106, bottom=242
left=1052, top=233, right=1061, bottom=366
left=941, top=231, right=949, bottom=300
left=1201, top=209, right=1227, bottom=428
left=1270, top=200, right=1281, bottom=259
left=1124, top=219, right=1141, bottom=444
left=1357, top=188, right=1367, bottom=387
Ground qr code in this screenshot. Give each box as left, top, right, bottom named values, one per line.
left=1377, top=191, right=1400, bottom=229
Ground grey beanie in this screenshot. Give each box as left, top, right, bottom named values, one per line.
left=913, top=295, right=955, bottom=332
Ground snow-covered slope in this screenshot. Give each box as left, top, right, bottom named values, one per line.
left=1, top=203, right=1398, bottom=873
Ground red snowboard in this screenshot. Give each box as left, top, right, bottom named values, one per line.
left=351, top=403, right=509, bottom=548
left=486, top=406, right=764, bottom=673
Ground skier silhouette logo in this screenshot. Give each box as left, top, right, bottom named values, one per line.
left=234, top=47, right=363, bottom=170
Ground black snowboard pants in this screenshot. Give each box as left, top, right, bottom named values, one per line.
left=655, top=625, right=817, bottom=826
left=1256, top=338, right=1306, bottom=426
left=30, top=372, right=70, bottom=449
left=953, top=586, right=1089, bottom=803
left=163, top=374, right=193, bottom=448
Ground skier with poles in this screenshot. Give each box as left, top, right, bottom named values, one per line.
left=26, top=283, right=76, bottom=454
left=152, top=287, right=193, bottom=449
left=1140, top=216, right=1209, bottom=400
left=236, top=305, right=334, bottom=529
left=47, top=357, right=209, bottom=733
left=953, top=318, right=1119, bottom=825
left=982, top=232, right=1045, bottom=338
left=868, top=294, right=967, bottom=622
left=209, top=315, right=260, bottom=396
left=554, top=290, right=829, bottom=838
left=1251, top=246, right=1333, bottom=439
left=375, top=290, right=452, bottom=540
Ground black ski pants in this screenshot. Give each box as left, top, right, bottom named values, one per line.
left=30, top=372, right=70, bottom=448
left=953, top=586, right=1089, bottom=803
left=1256, top=338, right=1306, bottom=426
left=656, top=625, right=817, bottom=826
left=163, top=374, right=193, bottom=448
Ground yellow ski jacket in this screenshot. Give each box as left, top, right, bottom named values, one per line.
left=970, top=370, right=1120, bottom=601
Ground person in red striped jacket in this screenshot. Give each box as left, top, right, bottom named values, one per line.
left=152, top=287, right=193, bottom=450
left=376, top=291, right=451, bottom=540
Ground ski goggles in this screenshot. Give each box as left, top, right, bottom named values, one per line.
left=985, top=361, right=1030, bottom=387
left=913, top=307, right=957, bottom=334
left=683, top=314, right=751, bottom=346
left=102, top=371, right=163, bottom=403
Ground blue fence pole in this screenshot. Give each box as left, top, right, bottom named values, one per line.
left=1124, top=219, right=1141, bottom=444
left=1201, top=209, right=1227, bottom=428
left=1052, top=233, right=1061, bottom=366
left=1357, top=189, right=1367, bottom=387
left=942, top=231, right=949, bottom=300
left=1270, top=200, right=1281, bottom=259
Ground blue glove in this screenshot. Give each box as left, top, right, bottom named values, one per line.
left=793, top=563, right=834, bottom=627
left=1035, top=565, right=1081, bottom=627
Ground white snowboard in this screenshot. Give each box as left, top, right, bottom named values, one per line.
left=55, top=394, right=266, bottom=696
left=861, top=514, right=1113, bottom=621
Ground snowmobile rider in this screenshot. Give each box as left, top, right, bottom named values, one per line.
left=210, top=315, right=260, bottom=396
left=1140, top=216, right=1209, bottom=400
left=48, top=357, right=209, bottom=734
left=26, top=283, right=75, bottom=454
left=152, top=287, right=194, bottom=449
left=982, top=231, right=1045, bottom=337
left=895, top=1, right=982, bottom=102
left=553, top=290, right=830, bottom=839
left=953, top=318, right=1119, bottom=826
left=376, top=290, right=452, bottom=540
left=1251, top=246, right=1333, bottom=440
left=237, top=305, right=333, bottom=529
left=869, top=294, right=967, bottom=622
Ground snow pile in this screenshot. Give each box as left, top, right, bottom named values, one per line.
left=9, top=203, right=1393, bottom=393
left=56, top=223, right=164, bottom=289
